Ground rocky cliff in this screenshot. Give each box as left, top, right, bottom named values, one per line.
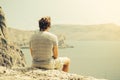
left=0, top=7, right=26, bottom=68
left=0, top=66, right=107, bottom=80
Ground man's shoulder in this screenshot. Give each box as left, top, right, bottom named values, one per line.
left=30, top=31, right=57, bottom=41
left=45, top=32, right=57, bottom=38
left=30, top=32, right=39, bottom=40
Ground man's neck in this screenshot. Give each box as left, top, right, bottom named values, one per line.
left=45, top=28, right=50, bottom=32
left=45, top=29, right=49, bottom=32
left=40, top=27, right=50, bottom=32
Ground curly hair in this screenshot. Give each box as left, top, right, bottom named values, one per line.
left=39, top=17, right=51, bottom=31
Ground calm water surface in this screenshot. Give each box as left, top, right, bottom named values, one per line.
left=22, top=41, right=120, bottom=80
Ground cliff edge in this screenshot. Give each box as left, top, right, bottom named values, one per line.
left=0, top=7, right=26, bottom=68
left=0, top=67, right=107, bottom=80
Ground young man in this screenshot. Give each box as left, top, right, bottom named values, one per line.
left=29, top=17, right=70, bottom=72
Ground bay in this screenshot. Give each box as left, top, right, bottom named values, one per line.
left=22, top=41, right=120, bottom=80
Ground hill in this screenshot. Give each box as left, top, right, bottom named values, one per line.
left=51, top=23, right=120, bottom=41
left=7, top=23, right=120, bottom=48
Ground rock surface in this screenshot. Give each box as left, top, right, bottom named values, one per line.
left=0, top=67, right=107, bottom=80
left=0, top=7, right=26, bottom=68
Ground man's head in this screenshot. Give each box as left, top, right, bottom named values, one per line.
left=39, top=17, right=51, bottom=31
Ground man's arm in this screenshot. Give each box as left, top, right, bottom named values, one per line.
left=30, top=48, right=33, bottom=56
left=53, top=45, right=58, bottom=59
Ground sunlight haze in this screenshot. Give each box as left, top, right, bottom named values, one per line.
left=1, top=0, right=120, bottom=30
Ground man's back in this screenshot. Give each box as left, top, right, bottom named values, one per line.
left=30, top=17, right=70, bottom=72
left=30, top=31, right=58, bottom=64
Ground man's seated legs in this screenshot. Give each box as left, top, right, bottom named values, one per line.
left=54, top=57, right=70, bottom=72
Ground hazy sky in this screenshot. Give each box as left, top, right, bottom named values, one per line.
left=1, top=0, right=120, bottom=30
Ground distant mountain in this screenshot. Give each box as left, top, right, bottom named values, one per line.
left=7, top=27, right=72, bottom=48
left=7, top=28, right=34, bottom=45
left=51, top=23, right=120, bottom=41
left=7, top=23, right=120, bottom=48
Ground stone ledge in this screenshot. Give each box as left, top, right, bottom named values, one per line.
left=0, top=67, right=107, bottom=80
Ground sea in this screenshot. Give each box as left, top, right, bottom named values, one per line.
left=21, top=41, right=120, bottom=80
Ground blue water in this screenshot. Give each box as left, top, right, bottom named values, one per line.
left=22, top=41, right=120, bottom=80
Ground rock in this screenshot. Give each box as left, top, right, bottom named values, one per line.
left=0, top=6, right=26, bottom=68
left=57, top=34, right=74, bottom=48
left=0, top=6, right=7, bottom=39
left=0, top=66, right=107, bottom=80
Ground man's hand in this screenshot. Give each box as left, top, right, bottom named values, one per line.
left=53, top=45, right=58, bottom=59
